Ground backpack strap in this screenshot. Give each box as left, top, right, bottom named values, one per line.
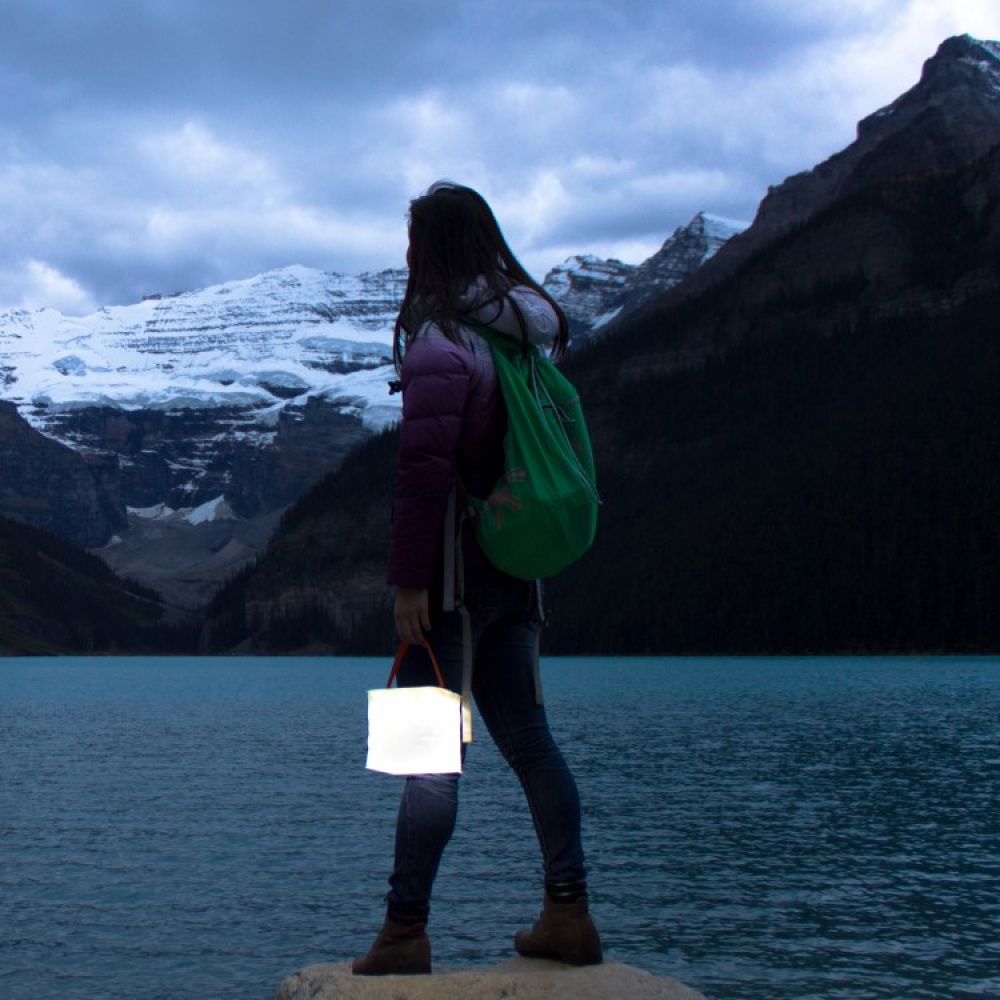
left=532, top=580, right=546, bottom=706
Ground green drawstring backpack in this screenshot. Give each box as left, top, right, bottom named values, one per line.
left=464, top=323, right=599, bottom=580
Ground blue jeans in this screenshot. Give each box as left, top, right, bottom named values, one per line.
left=387, top=576, right=586, bottom=908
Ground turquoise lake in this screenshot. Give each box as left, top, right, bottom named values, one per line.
left=2, top=655, right=998, bottom=999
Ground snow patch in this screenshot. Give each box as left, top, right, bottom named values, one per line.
left=184, top=495, right=236, bottom=525
left=128, top=502, right=176, bottom=520
left=701, top=214, right=749, bottom=237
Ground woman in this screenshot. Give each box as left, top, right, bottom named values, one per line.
left=353, top=182, right=602, bottom=976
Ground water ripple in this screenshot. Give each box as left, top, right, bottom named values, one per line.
left=1, top=656, right=997, bottom=1000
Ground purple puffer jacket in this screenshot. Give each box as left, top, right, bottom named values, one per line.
left=387, top=283, right=559, bottom=589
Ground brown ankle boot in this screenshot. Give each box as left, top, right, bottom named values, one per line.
left=352, top=914, right=431, bottom=976
left=514, top=890, right=603, bottom=966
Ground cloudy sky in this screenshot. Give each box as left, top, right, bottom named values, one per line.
left=1, top=0, right=998, bottom=314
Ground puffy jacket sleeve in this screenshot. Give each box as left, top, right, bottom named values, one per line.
left=387, top=332, right=473, bottom=588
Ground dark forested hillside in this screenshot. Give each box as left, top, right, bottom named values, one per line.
left=0, top=516, right=195, bottom=654
left=544, top=292, right=999, bottom=652
left=200, top=428, right=398, bottom=653
left=542, top=148, right=1000, bottom=652
left=200, top=141, right=1000, bottom=656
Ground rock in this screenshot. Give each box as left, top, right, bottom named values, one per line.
left=542, top=213, right=745, bottom=342
left=93, top=503, right=284, bottom=612
left=543, top=254, right=635, bottom=339
left=670, top=34, right=1000, bottom=304
left=272, top=957, right=706, bottom=1000
left=0, top=399, right=126, bottom=547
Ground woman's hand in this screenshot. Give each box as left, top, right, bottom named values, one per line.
left=394, top=587, right=431, bottom=646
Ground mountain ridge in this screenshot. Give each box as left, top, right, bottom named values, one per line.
left=197, top=34, right=1000, bottom=655
left=5, top=34, right=999, bottom=653
left=658, top=34, right=1000, bottom=308
left=0, top=212, right=741, bottom=596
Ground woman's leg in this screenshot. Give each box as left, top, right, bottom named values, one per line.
left=357, top=579, right=599, bottom=973
left=385, top=636, right=468, bottom=909
left=471, top=597, right=586, bottom=885
left=471, top=585, right=602, bottom=965
left=381, top=582, right=560, bottom=909
left=354, top=636, right=468, bottom=976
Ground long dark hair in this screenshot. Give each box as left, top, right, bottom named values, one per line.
left=393, top=181, right=568, bottom=370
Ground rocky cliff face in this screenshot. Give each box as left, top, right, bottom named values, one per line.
left=623, top=213, right=746, bottom=313
left=755, top=35, right=1000, bottom=237
left=542, top=255, right=635, bottom=336
left=1, top=266, right=404, bottom=529
left=0, top=401, right=125, bottom=547
left=44, top=395, right=372, bottom=517
left=0, top=210, right=745, bottom=555
left=542, top=213, right=746, bottom=340
left=677, top=34, right=1000, bottom=299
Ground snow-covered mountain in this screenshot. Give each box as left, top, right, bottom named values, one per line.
left=1, top=211, right=746, bottom=516
left=1, top=264, right=405, bottom=439
left=0, top=214, right=744, bottom=598
left=543, top=254, right=635, bottom=334
left=0, top=265, right=408, bottom=524
left=627, top=213, right=746, bottom=306
left=540, top=212, right=747, bottom=339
